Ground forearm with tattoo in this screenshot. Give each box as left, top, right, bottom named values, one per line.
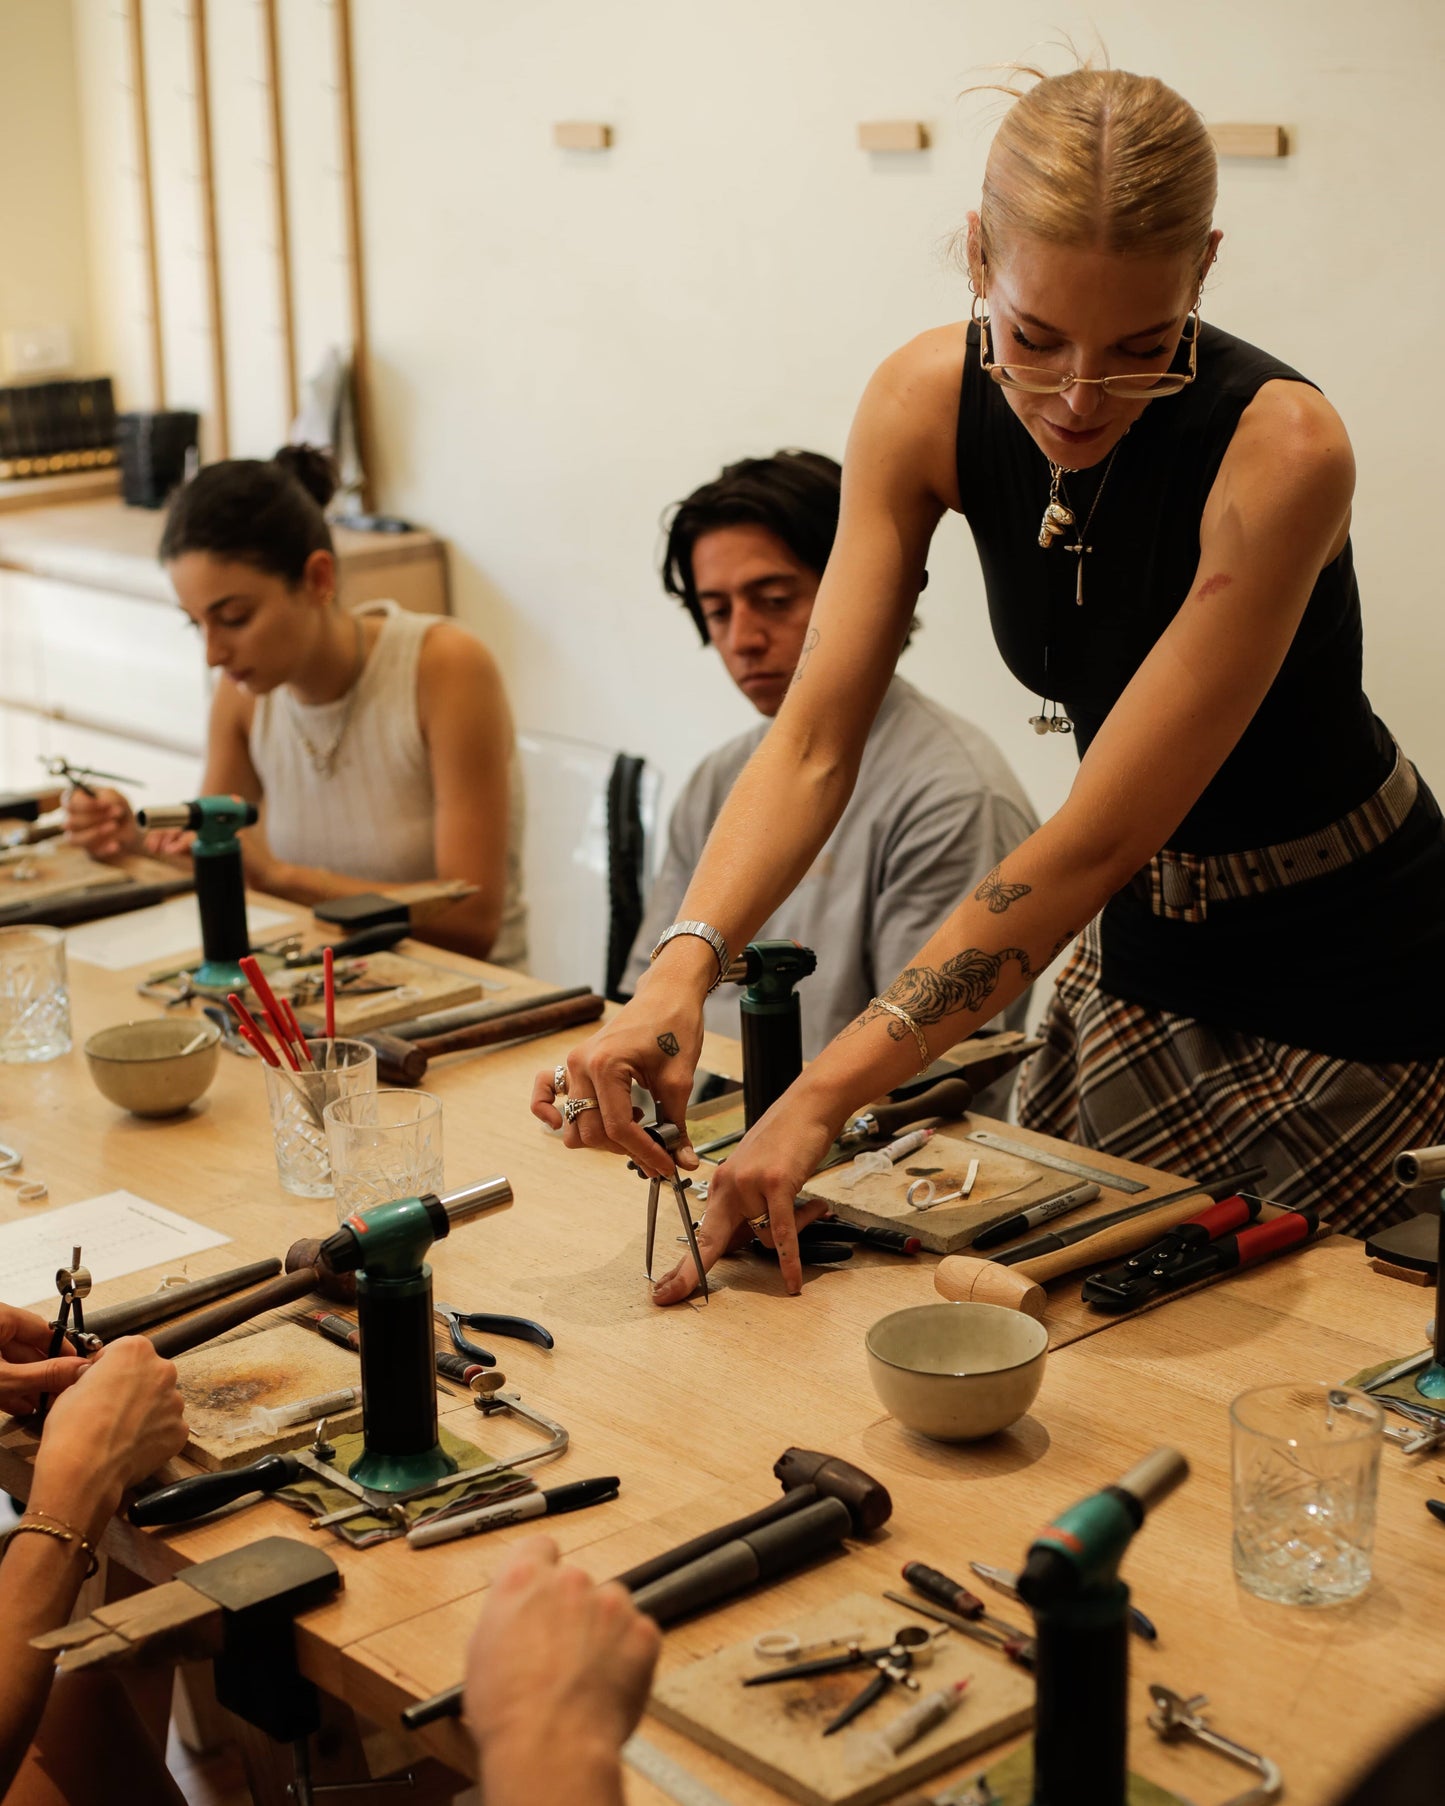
left=842, top=945, right=1035, bottom=1044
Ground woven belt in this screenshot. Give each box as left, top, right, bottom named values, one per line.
left=1141, top=743, right=1418, bottom=925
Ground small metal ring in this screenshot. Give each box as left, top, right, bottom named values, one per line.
left=746, top=1211, right=771, bottom=1235
left=752, top=1631, right=800, bottom=1660
left=552, top=1063, right=568, bottom=1097
left=560, top=1096, right=599, bottom=1126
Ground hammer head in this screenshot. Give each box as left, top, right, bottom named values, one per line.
left=773, top=1447, right=892, bottom=1535
left=283, top=1238, right=357, bottom=1305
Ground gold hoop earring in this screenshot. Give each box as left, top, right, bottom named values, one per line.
left=970, top=291, right=986, bottom=325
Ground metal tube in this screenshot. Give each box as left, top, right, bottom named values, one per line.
left=83, top=1258, right=282, bottom=1342
left=136, top=804, right=193, bottom=831
left=438, top=1178, right=513, bottom=1229
left=1394, top=1145, right=1445, bottom=1187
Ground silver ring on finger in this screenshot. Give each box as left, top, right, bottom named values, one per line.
left=552, top=1063, right=568, bottom=1097
left=561, top=1096, right=600, bottom=1126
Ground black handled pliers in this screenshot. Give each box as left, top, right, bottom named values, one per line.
left=434, top=1302, right=555, bottom=1368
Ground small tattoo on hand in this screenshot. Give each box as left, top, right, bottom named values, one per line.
left=657, top=1032, right=680, bottom=1057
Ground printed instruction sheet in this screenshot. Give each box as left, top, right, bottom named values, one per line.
left=0, top=1192, right=230, bottom=1310
left=65, top=897, right=295, bottom=971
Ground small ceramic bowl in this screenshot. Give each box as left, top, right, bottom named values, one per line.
left=865, top=1301, right=1048, bottom=1441
left=84, top=1018, right=221, bottom=1118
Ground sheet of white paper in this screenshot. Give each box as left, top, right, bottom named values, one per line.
left=65, top=897, right=296, bottom=972
left=0, top=1192, right=231, bottom=1309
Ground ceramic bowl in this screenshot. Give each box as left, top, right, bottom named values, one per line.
left=865, top=1301, right=1048, bottom=1441
left=84, top=1018, right=221, bottom=1117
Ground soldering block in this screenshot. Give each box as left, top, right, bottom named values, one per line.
left=313, top=893, right=411, bottom=932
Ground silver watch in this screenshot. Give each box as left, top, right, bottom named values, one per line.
left=650, top=920, right=730, bottom=992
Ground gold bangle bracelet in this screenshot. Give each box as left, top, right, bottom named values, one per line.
left=872, top=999, right=930, bottom=1073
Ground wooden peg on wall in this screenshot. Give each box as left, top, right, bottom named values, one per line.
left=553, top=122, right=612, bottom=151
left=1208, top=123, right=1288, bottom=158
left=857, top=120, right=929, bottom=153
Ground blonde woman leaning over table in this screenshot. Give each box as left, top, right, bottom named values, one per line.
left=65, top=446, right=527, bottom=966
left=533, top=63, right=1445, bottom=1297
left=0, top=1319, right=187, bottom=1805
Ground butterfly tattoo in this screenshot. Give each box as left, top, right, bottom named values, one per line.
left=974, top=866, right=1032, bottom=915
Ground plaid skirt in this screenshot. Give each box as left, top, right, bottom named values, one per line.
left=1014, top=923, right=1445, bottom=1237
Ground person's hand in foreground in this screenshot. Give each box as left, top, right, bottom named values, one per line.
left=0, top=1305, right=90, bottom=1419
left=28, top=1337, right=188, bottom=1537
left=464, top=1536, right=661, bottom=1806
left=648, top=1090, right=838, bottom=1305
left=0, top=1339, right=188, bottom=1798
left=61, top=787, right=142, bottom=862
left=531, top=940, right=721, bottom=1177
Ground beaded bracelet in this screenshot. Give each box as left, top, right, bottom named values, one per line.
left=872, top=998, right=931, bottom=1073
left=0, top=1510, right=98, bottom=1577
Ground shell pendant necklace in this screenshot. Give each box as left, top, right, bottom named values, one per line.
left=1030, top=437, right=1123, bottom=735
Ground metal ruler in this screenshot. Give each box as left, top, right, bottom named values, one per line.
left=967, top=1129, right=1146, bottom=1194
left=622, top=1735, right=736, bottom=1806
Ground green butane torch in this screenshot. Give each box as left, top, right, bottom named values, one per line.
left=731, top=939, right=817, bottom=1127
left=137, top=794, right=258, bottom=991
left=1018, top=1447, right=1189, bottom=1806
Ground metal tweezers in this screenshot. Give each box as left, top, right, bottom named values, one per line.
left=633, top=1121, right=708, bottom=1301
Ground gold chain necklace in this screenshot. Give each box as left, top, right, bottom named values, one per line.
left=1038, top=441, right=1122, bottom=606
left=290, top=612, right=366, bottom=779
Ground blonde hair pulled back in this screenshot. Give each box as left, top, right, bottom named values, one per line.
left=976, top=67, right=1217, bottom=278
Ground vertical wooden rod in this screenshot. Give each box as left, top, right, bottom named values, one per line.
left=332, top=0, right=373, bottom=508
left=126, top=0, right=166, bottom=407
left=259, top=0, right=298, bottom=427
left=189, top=0, right=228, bottom=457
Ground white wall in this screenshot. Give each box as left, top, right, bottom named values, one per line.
left=0, top=0, right=91, bottom=369
left=65, top=0, right=1445, bottom=842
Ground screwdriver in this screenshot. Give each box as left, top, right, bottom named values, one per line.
left=902, top=1561, right=1030, bottom=1643
left=883, top=1589, right=1035, bottom=1672
left=968, top=1558, right=1158, bottom=1643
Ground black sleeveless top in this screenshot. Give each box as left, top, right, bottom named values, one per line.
left=955, top=321, right=1445, bottom=1061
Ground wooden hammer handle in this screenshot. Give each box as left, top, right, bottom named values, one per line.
left=367, top=992, right=607, bottom=1083
left=1018, top=1193, right=1227, bottom=1284
left=148, top=1269, right=318, bottom=1360
left=414, top=990, right=605, bottom=1057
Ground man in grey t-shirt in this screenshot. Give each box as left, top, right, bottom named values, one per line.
left=625, top=452, right=1039, bottom=1112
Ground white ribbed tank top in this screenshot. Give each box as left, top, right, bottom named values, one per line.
left=249, top=601, right=527, bottom=966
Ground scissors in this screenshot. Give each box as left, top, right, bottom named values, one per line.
left=434, top=1302, right=555, bottom=1368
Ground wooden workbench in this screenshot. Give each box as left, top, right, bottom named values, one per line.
left=1, top=906, right=1441, bottom=1806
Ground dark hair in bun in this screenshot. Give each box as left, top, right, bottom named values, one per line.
left=158, top=444, right=338, bottom=585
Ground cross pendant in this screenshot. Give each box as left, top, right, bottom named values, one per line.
left=1064, top=542, right=1091, bottom=606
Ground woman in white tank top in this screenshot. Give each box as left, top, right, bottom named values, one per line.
left=64, top=446, right=526, bottom=966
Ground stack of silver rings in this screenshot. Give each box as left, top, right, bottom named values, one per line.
left=552, top=1062, right=598, bottom=1125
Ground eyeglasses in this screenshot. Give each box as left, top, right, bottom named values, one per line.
left=976, top=300, right=1200, bottom=398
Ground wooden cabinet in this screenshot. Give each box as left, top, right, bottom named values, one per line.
left=0, top=495, right=448, bottom=798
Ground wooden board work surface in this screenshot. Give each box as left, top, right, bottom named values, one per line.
left=282, top=950, right=484, bottom=1036
left=173, top=1321, right=364, bottom=1471
left=803, top=1129, right=1077, bottom=1255
left=1, top=891, right=1443, bottom=1806
left=651, top=1591, right=1033, bottom=1806
left=0, top=840, right=128, bottom=907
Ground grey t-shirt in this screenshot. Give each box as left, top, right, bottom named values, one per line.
left=626, top=677, right=1040, bottom=1106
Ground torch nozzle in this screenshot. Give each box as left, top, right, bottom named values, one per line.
left=1116, top=1448, right=1189, bottom=1517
